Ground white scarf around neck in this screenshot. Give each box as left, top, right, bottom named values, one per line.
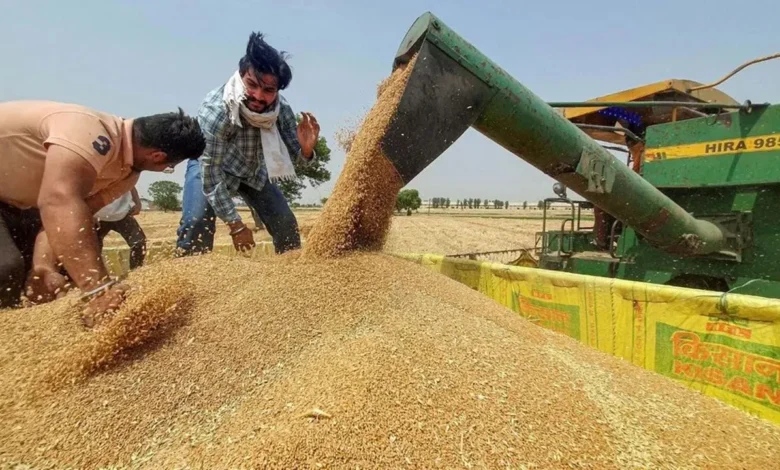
left=223, top=71, right=297, bottom=183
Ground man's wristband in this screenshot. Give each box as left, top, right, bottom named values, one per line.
left=229, top=224, right=247, bottom=236
left=79, top=278, right=118, bottom=302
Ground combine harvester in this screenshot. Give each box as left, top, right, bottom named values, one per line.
left=387, top=12, right=779, bottom=297
left=106, top=12, right=780, bottom=425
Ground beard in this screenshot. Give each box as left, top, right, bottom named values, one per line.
left=244, top=95, right=272, bottom=113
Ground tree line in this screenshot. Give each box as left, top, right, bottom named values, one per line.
left=430, top=198, right=511, bottom=209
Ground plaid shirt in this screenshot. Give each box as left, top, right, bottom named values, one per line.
left=198, top=84, right=306, bottom=223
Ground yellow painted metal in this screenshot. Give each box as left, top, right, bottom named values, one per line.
left=561, top=79, right=740, bottom=145
left=508, top=249, right=538, bottom=268
left=646, top=132, right=780, bottom=161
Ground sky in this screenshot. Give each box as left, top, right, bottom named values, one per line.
left=2, top=0, right=779, bottom=204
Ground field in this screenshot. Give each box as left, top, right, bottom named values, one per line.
left=101, top=207, right=586, bottom=257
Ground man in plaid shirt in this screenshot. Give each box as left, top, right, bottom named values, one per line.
left=176, top=32, right=320, bottom=255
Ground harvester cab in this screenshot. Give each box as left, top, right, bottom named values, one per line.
left=381, top=11, right=780, bottom=298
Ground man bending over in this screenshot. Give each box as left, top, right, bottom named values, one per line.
left=0, top=101, right=204, bottom=324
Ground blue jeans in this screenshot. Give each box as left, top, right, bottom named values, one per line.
left=176, top=159, right=301, bottom=255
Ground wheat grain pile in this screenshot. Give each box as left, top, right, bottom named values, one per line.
left=1, top=253, right=779, bottom=469
left=303, top=59, right=415, bottom=258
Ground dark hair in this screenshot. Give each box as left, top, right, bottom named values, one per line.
left=132, top=108, right=205, bottom=163
left=238, top=32, right=292, bottom=90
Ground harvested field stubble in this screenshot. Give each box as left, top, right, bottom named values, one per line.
left=303, top=58, right=415, bottom=258
left=1, top=253, right=779, bottom=469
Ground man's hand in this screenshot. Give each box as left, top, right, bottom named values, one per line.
left=81, top=283, right=129, bottom=328
left=228, top=221, right=255, bottom=252
left=297, top=112, right=320, bottom=159
left=23, top=230, right=71, bottom=304
left=24, top=267, right=70, bottom=304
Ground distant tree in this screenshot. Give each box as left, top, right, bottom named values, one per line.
left=396, top=189, right=422, bottom=216
left=320, top=197, right=328, bottom=206
left=467, top=198, right=473, bottom=209
left=537, top=200, right=544, bottom=209
left=148, top=180, right=183, bottom=212
left=523, top=201, right=528, bottom=210
left=476, top=198, right=482, bottom=209
left=505, top=201, right=509, bottom=209
left=445, top=198, right=451, bottom=209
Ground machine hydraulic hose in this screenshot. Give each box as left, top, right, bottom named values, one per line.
left=379, top=12, right=726, bottom=256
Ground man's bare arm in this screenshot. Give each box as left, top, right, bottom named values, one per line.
left=37, top=145, right=110, bottom=292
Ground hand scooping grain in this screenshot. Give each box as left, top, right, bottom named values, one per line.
left=80, top=282, right=130, bottom=328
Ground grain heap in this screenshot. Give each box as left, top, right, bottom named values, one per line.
left=303, top=58, right=414, bottom=258
left=1, top=253, right=779, bottom=469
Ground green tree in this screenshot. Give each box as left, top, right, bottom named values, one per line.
left=445, top=198, right=451, bottom=209
left=475, top=198, right=482, bottom=209
left=537, top=200, right=544, bottom=209
left=148, top=180, right=183, bottom=212
left=277, top=114, right=333, bottom=203
left=523, top=201, right=528, bottom=210
left=505, top=201, right=509, bottom=209
left=320, top=197, right=328, bottom=206
left=396, top=189, right=422, bottom=216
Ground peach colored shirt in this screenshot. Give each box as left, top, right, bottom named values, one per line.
left=0, top=101, right=139, bottom=212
